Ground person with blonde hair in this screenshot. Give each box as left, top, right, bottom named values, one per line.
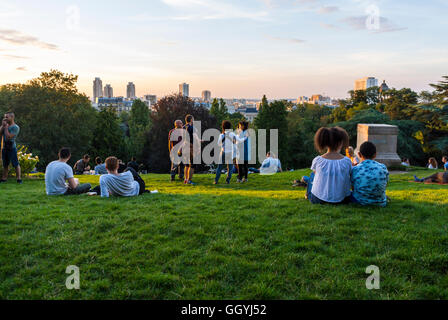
left=346, top=146, right=359, bottom=166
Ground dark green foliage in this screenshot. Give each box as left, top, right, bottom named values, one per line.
left=0, top=70, right=96, bottom=169
left=90, top=108, right=127, bottom=161
left=142, top=94, right=217, bottom=173
left=127, top=99, right=151, bottom=162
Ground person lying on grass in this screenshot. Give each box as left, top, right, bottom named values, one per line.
left=350, top=141, right=389, bottom=207
left=94, top=156, right=147, bottom=197
left=414, top=172, right=448, bottom=185
left=302, top=126, right=352, bottom=205
left=45, top=147, right=92, bottom=196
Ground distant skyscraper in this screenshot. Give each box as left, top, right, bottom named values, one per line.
left=202, top=90, right=211, bottom=102
left=179, top=83, right=189, bottom=97
left=127, top=82, right=136, bottom=99
left=354, top=77, right=378, bottom=91
left=104, top=84, right=113, bottom=98
left=93, top=77, right=103, bottom=101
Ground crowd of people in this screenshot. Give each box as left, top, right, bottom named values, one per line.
left=1, top=111, right=447, bottom=203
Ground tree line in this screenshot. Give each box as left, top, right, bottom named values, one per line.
left=0, top=70, right=447, bottom=172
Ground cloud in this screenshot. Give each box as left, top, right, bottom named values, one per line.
left=318, top=6, right=339, bottom=14
left=16, top=67, right=27, bottom=71
left=320, top=23, right=338, bottom=29
left=161, top=0, right=269, bottom=21
left=265, top=35, right=305, bottom=44
left=2, top=54, right=30, bottom=59
left=342, top=16, right=407, bottom=33
left=0, top=29, right=59, bottom=50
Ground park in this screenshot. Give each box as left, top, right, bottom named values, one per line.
left=0, top=167, right=447, bottom=299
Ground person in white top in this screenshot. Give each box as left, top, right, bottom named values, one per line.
left=214, top=120, right=247, bottom=184
left=45, top=147, right=91, bottom=195
left=260, top=152, right=282, bottom=175
left=303, top=127, right=352, bottom=204
left=427, top=157, right=438, bottom=169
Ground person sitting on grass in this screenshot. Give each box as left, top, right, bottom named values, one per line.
left=427, top=157, right=438, bottom=169
left=97, top=156, right=147, bottom=197
left=346, top=146, right=360, bottom=166
left=94, top=157, right=107, bottom=175
left=73, top=154, right=91, bottom=175
left=303, top=126, right=352, bottom=205
left=259, top=152, right=282, bottom=175
left=45, top=147, right=92, bottom=196
left=443, top=156, right=448, bottom=171
left=350, top=142, right=389, bottom=207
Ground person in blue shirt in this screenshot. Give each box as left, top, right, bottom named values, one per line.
left=0, top=112, right=22, bottom=184
left=94, top=157, right=107, bottom=175
left=444, top=156, right=448, bottom=171
left=351, top=141, right=389, bottom=207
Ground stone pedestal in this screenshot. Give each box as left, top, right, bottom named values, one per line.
left=356, top=124, right=401, bottom=167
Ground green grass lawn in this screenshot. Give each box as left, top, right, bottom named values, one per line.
left=0, top=169, right=447, bottom=300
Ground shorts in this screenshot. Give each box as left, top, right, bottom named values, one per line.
left=2, top=147, right=19, bottom=168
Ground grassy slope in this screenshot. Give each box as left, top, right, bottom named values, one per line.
left=0, top=170, right=447, bottom=300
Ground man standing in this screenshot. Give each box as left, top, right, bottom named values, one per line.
left=0, top=112, right=22, bottom=184
left=73, top=154, right=91, bottom=175
left=183, top=114, right=200, bottom=185
left=45, top=148, right=91, bottom=195
left=168, top=120, right=184, bottom=182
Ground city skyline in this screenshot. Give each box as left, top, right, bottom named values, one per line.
left=0, top=0, right=447, bottom=99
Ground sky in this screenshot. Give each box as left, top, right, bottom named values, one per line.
left=0, top=0, right=447, bottom=99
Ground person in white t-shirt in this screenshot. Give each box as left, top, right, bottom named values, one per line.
left=303, top=127, right=352, bottom=204
left=260, top=152, right=282, bottom=175
left=45, top=148, right=91, bottom=195
left=214, top=120, right=247, bottom=184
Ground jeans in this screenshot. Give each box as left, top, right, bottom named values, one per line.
left=170, top=161, right=184, bottom=181
left=125, top=167, right=146, bottom=195
left=238, top=161, right=249, bottom=180
left=215, top=153, right=234, bottom=183
left=64, top=183, right=91, bottom=195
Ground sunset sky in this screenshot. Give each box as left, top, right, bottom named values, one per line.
left=0, top=0, right=447, bottom=99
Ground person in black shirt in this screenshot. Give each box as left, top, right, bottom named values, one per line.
left=127, top=157, right=140, bottom=172
left=168, top=120, right=184, bottom=181
left=183, top=114, right=198, bottom=185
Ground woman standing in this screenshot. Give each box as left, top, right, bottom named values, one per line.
left=236, top=121, right=251, bottom=183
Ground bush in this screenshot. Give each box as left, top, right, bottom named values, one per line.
left=0, top=145, right=39, bottom=176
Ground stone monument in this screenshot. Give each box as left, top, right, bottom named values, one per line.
left=356, top=124, right=401, bottom=167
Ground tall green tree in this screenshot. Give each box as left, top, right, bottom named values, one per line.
left=430, top=75, right=448, bottom=104
left=90, top=108, right=127, bottom=161
left=0, top=70, right=96, bottom=168
left=210, top=98, right=229, bottom=127
left=128, top=99, right=151, bottom=161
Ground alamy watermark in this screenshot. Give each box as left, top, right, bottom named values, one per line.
left=169, top=121, right=280, bottom=175
left=365, top=265, right=380, bottom=290
left=66, top=265, right=80, bottom=290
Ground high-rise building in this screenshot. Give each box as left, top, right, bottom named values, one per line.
left=143, top=94, right=157, bottom=107
left=202, top=90, right=211, bottom=102
left=104, top=84, right=113, bottom=98
left=93, top=77, right=103, bottom=101
left=179, top=83, right=189, bottom=97
left=354, top=77, right=378, bottom=91
left=126, top=82, right=136, bottom=99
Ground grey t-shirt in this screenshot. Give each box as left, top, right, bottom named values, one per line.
left=45, top=161, right=74, bottom=195
left=3, top=124, right=20, bottom=148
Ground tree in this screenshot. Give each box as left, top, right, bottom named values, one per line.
left=0, top=70, right=96, bottom=168
left=430, top=75, right=448, bottom=104
left=90, top=108, right=127, bottom=161
left=210, top=98, right=229, bottom=128
left=142, top=94, right=216, bottom=173
left=127, top=99, right=151, bottom=161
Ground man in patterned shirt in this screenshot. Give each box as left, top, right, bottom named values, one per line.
left=351, top=141, right=389, bottom=207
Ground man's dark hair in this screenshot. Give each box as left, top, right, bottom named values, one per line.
left=131, top=157, right=136, bottom=162
left=239, top=121, right=249, bottom=131
left=95, top=157, right=102, bottom=164
left=222, top=120, right=232, bottom=132
left=359, top=141, right=377, bottom=159
left=59, top=148, right=71, bottom=159
left=185, top=114, right=193, bottom=123
left=443, top=156, right=448, bottom=161
left=314, top=126, right=349, bottom=153
left=83, top=154, right=90, bottom=160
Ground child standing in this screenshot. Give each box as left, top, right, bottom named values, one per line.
left=305, top=127, right=352, bottom=204
left=351, top=142, right=389, bottom=207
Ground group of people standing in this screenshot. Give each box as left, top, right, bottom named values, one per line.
left=168, top=115, right=254, bottom=185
